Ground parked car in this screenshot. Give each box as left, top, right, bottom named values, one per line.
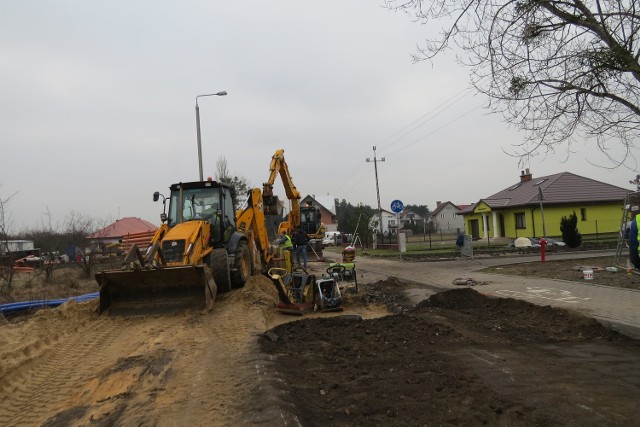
left=323, top=231, right=341, bottom=247
left=322, top=236, right=335, bottom=247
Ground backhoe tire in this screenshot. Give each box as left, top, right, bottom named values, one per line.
left=231, top=241, right=251, bottom=289
left=210, top=248, right=232, bottom=293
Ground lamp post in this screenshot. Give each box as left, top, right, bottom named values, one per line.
left=195, top=91, right=227, bottom=181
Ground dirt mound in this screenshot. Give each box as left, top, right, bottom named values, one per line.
left=418, top=287, right=487, bottom=309
left=227, top=274, right=279, bottom=307
left=259, top=285, right=640, bottom=426
left=416, top=288, right=622, bottom=342
left=369, top=276, right=409, bottom=289
left=350, top=276, right=415, bottom=314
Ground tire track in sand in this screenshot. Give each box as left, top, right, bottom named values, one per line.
left=0, top=303, right=191, bottom=426
left=150, top=275, right=286, bottom=426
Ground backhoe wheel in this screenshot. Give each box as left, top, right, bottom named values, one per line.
left=231, top=241, right=251, bottom=289
left=211, top=249, right=231, bottom=293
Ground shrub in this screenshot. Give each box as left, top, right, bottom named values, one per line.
left=560, top=211, right=582, bottom=248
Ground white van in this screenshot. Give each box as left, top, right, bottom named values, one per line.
left=322, top=231, right=341, bottom=247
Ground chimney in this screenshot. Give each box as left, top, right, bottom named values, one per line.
left=520, top=168, right=532, bottom=182
left=436, top=201, right=441, bottom=207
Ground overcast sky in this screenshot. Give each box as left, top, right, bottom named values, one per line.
left=2, top=1, right=638, bottom=232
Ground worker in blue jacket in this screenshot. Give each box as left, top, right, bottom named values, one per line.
left=629, top=214, right=640, bottom=269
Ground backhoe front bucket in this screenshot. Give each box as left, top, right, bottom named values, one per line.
left=96, top=265, right=216, bottom=313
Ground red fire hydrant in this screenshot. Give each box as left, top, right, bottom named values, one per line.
left=540, top=237, right=547, bottom=263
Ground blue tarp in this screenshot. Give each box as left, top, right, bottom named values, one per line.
left=0, top=292, right=99, bottom=314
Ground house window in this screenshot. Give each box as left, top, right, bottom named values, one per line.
left=515, top=212, right=526, bottom=229
left=580, top=208, right=587, bottom=221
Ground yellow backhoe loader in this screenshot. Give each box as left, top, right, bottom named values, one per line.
left=96, top=178, right=268, bottom=313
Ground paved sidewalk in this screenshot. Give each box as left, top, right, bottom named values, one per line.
left=329, top=249, right=640, bottom=339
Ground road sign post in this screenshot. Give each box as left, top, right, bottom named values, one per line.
left=391, top=200, right=404, bottom=252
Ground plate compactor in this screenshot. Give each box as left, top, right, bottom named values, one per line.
left=268, top=267, right=342, bottom=315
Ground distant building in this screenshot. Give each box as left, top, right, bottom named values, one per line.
left=428, top=201, right=465, bottom=234
left=301, top=195, right=338, bottom=231
left=459, top=170, right=628, bottom=239
left=370, top=209, right=398, bottom=235
left=87, top=217, right=157, bottom=250
left=0, top=240, right=35, bottom=256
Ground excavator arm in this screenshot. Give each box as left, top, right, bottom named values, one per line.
left=235, top=188, right=273, bottom=266
left=263, top=149, right=300, bottom=235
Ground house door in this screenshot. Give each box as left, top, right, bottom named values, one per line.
left=469, top=219, right=480, bottom=240
left=499, top=214, right=505, bottom=237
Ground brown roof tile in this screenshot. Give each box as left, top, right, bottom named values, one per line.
left=88, top=217, right=157, bottom=239
left=483, top=172, right=628, bottom=208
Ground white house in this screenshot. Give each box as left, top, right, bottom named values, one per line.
left=0, top=240, right=35, bottom=255
left=399, top=209, right=425, bottom=230
left=370, top=209, right=398, bottom=235
left=428, top=201, right=466, bottom=234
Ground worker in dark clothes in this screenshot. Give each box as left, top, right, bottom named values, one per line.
left=293, top=227, right=309, bottom=269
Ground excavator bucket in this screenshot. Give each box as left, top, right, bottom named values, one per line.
left=96, top=265, right=216, bottom=313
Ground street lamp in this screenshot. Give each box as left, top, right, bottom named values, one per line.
left=195, top=91, right=227, bottom=181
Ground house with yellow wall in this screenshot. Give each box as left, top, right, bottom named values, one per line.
left=459, top=170, right=629, bottom=240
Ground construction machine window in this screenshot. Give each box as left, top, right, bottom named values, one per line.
left=168, top=188, right=221, bottom=224
left=301, top=209, right=316, bottom=224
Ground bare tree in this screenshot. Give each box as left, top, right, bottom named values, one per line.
left=0, top=190, right=17, bottom=290
left=216, top=156, right=232, bottom=182
left=386, top=0, right=640, bottom=164
left=61, top=211, right=99, bottom=278
left=215, top=156, right=251, bottom=210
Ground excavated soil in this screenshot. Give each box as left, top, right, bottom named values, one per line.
left=1, top=270, right=639, bottom=426
left=260, top=279, right=640, bottom=426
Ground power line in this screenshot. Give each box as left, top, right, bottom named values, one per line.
left=376, top=87, right=474, bottom=153
left=331, top=89, right=474, bottom=194
left=329, top=86, right=482, bottom=200
left=383, top=105, right=483, bottom=158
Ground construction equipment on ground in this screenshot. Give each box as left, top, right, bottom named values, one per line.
left=96, top=178, right=273, bottom=313
left=263, top=149, right=325, bottom=261
left=267, top=266, right=342, bottom=315
left=96, top=148, right=331, bottom=314
left=327, top=245, right=358, bottom=293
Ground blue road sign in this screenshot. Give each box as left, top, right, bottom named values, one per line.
left=390, top=200, right=404, bottom=213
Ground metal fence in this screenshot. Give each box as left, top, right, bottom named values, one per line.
left=461, top=234, right=473, bottom=261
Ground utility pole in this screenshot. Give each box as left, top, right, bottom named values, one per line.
left=366, top=146, right=385, bottom=238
